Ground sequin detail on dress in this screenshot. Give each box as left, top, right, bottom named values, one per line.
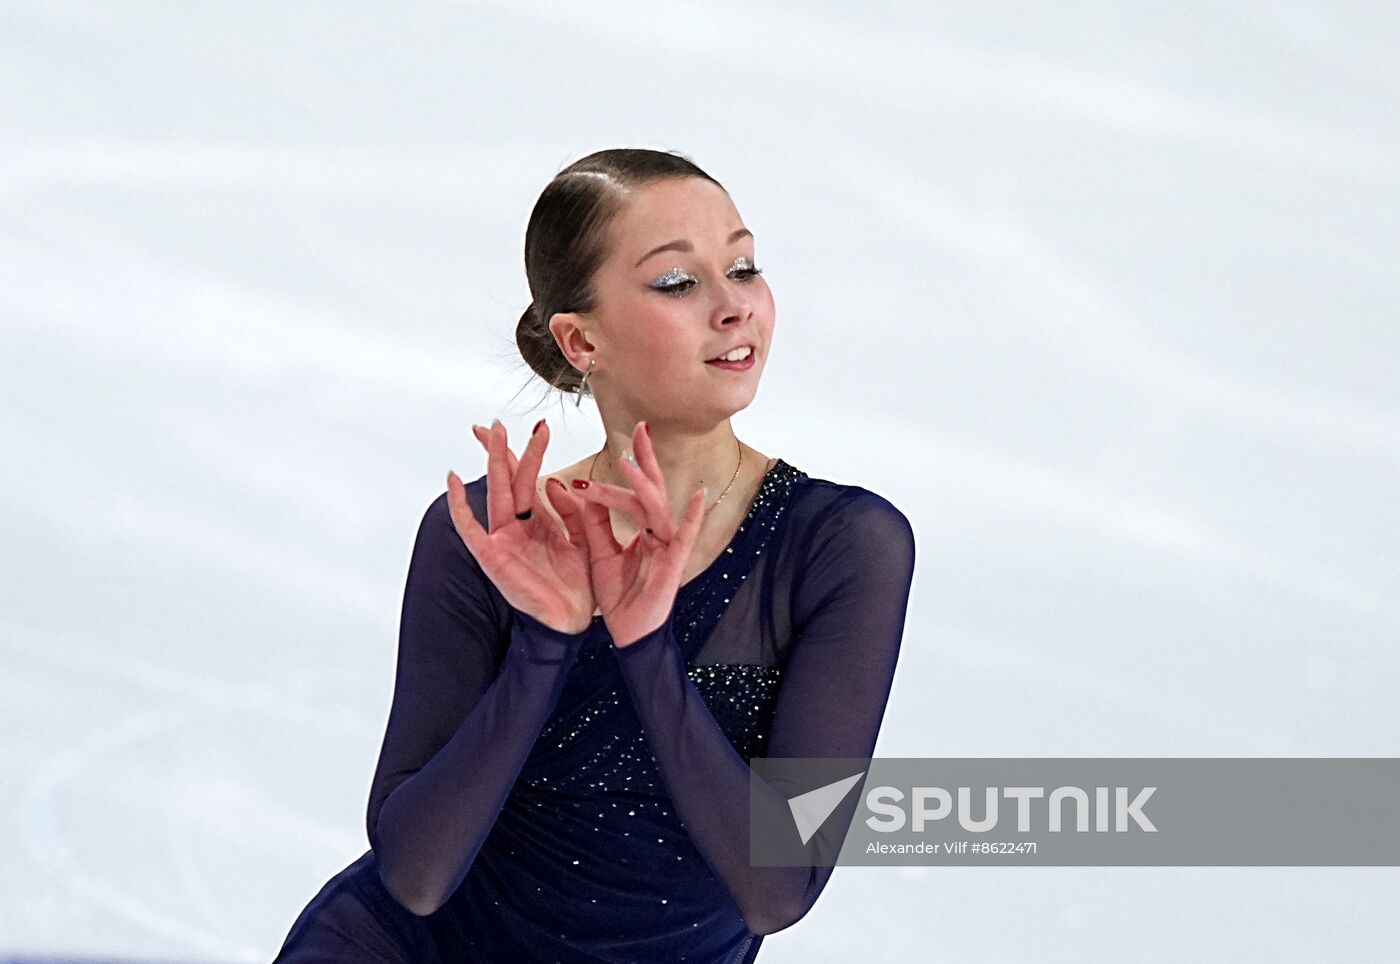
left=530, top=458, right=805, bottom=791
left=675, top=458, right=806, bottom=661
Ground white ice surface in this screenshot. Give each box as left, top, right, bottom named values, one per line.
left=2, top=1, right=1398, bottom=961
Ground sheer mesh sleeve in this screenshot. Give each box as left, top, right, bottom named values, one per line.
left=365, top=491, right=593, bottom=917
left=606, top=487, right=916, bottom=935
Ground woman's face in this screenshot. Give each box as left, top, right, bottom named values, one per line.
left=560, top=176, right=774, bottom=427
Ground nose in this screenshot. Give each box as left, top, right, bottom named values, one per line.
left=714, top=285, right=752, bottom=328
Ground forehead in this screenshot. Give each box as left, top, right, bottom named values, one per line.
left=608, top=177, right=742, bottom=252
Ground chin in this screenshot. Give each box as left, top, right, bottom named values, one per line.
left=711, top=382, right=761, bottom=418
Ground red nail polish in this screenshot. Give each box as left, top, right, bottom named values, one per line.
left=533, top=418, right=545, bottom=435
left=571, top=479, right=591, bottom=489
left=643, top=421, right=650, bottom=437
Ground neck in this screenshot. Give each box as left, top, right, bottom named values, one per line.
left=590, top=419, right=747, bottom=521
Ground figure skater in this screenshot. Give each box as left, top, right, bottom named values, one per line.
left=273, top=147, right=916, bottom=962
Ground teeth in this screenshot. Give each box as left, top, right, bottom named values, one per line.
left=713, top=345, right=752, bottom=362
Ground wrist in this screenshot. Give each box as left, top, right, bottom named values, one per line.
left=512, top=607, right=595, bottom=645
left=609, top=617, right=671, bottom=654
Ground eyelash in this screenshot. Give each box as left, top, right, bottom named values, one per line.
left=651, top=261, right=764, bottom=297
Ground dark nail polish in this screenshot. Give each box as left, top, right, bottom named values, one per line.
left=571, top=479, right=591, bottom=489
left=533, top=418, right=545, bottom=435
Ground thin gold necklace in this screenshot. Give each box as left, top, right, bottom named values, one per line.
left=588, top=434, right=743, bottom=517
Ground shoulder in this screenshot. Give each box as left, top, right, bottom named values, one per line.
left=781, top=473, right=915, bottom=624
left=410, top=478, right=492, bottom=584
left=417, top=473, right=489, bottom=534
left=786, top=473, right=915, bottom=561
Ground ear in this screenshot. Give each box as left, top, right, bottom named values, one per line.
left=548, top=310, right=598, bottom=371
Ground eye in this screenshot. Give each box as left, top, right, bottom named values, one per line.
left=650, top=267, right=696, bottom=296
left=730, top=256, right=764, bottom=283
left=650, top=258, right=764, bottom=298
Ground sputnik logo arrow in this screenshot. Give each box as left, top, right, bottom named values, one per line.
left=786, top=771, right=866, bottom=845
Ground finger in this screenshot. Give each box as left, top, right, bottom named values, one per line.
left=615, top=450, right=673, bottom=538
left=666, top=485, right=707, bottom=565
left=632, top=420, right=662, bottom=488
left=473, top=424, right=518, bottom=474
left=485, top=418, right=515, bottom=531
left=630, top=420, right=676, bottom=541
left=512, top=419, right=548, bottom=520
left=574, top=489, right=623, bottom=559
left=572, top=480, right=648, bottom=525
left=543, top=477, right=589, bottom=549
left=446, top=469, right=490, bottom=560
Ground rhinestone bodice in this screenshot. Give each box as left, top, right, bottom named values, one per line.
left=520, top=459, right=806, bottom=796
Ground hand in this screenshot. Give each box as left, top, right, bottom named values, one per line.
left=570, top=421, right=706, bottom=648
left=446, top=418, right=596, bottom=635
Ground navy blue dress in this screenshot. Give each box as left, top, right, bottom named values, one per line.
left=274, top=458, right=915, bottom=962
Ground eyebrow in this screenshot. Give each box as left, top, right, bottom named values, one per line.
left=633, top=228, right=753, bottom=268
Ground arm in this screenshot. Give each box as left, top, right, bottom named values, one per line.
left=608, top=489, right=916, bottom=935
left=366, top=492, right=592, bottom=917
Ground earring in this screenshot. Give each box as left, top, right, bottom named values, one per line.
left=575, top=358, right=595, bottom=408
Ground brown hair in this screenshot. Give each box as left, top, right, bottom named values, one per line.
left=514, top=148, right=725, bottom=405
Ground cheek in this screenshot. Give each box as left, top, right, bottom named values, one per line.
left=620, top=308, right=694, bottom=368
left=753, top=277, right=775, bottom=311
left=755, top=285, right=776, bottom=333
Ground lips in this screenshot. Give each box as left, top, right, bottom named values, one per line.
left=706, top=344, right=754, bottom=362
left=705, top=346, right=755, bottom=371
